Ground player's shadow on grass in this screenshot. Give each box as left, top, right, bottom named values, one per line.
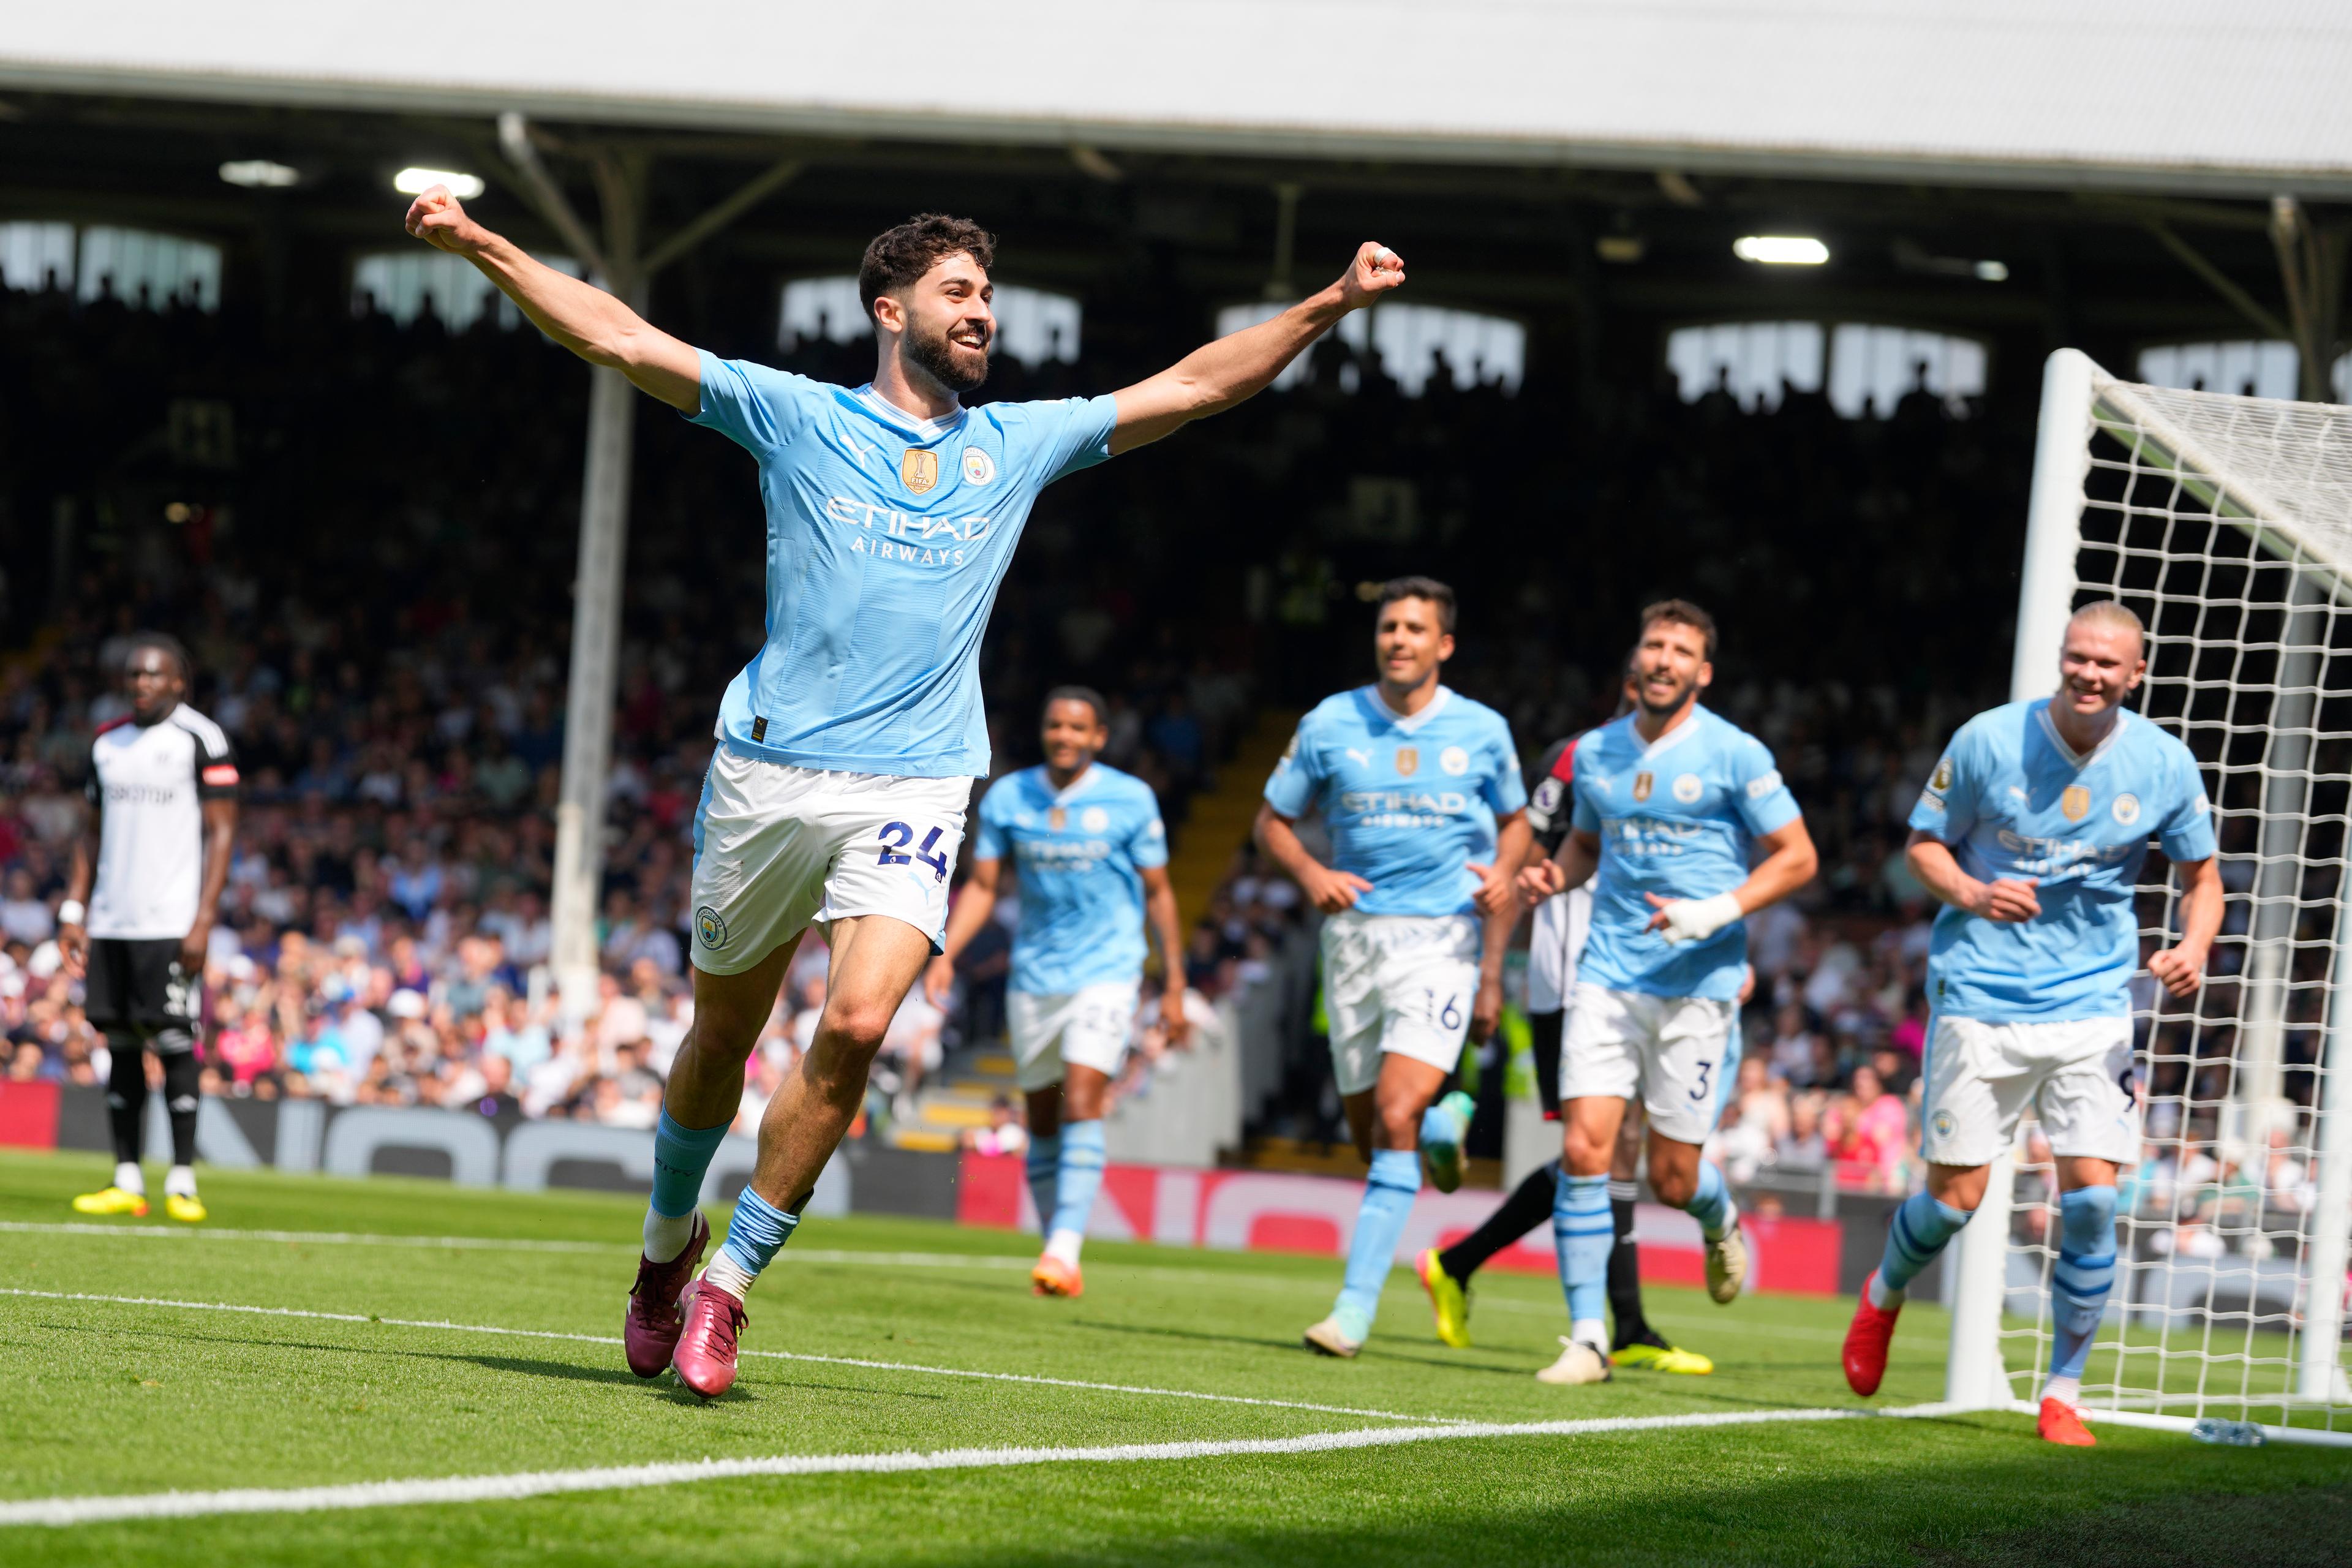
left=1069, top=1318, right=1306, bottom=1354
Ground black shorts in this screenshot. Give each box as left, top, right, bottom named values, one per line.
left=1531, top=1008, right=1562, bottom=1120
left=83, top=938, right=200, bottom=1043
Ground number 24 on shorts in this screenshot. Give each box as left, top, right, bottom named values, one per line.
left=876, top=821, right=951, bottom=881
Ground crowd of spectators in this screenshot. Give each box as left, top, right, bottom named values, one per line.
left=0, top=270, right=2322, bottom=1243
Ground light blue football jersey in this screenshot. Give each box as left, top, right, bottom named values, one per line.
left=1909, top=698, right=2216, bottom=1022
left=971, top=763, right=1168, bottom=995
left=1262, top=686, right=1526, bottom=919
left=1570, top=706, right=1802, bottom=1001
left=688, top=351, right=1119, bottom=778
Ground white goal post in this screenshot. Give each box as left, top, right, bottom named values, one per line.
left=1944, top=348, right=2352, bottom=1442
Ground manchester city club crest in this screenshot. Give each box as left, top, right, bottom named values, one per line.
left=1082, top=807, right=1110, bottom=833
left=1632, top=770, right=1654, bottom=802
left=2062, top=784, right=2090, bottom=821
left=2113, top=793, right=2141, bottom=825
left=902, top=448, right=940, bottom=494
left=1395, top=747, right=1419, bottom=777
left=1049, top=807, right=1068, bottom=831
left=1673, top=773, right=1703, bottom=804
left=961, top=446, right=995, bottom=484
left=695, top=906, right=728, bottom=950
left=1931, top=1109, right=1955, bottom=1139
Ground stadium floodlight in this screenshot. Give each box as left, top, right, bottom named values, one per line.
left=1732, top=235, right=1828, bottom=266
left=219, top=159, right=299, bottom=189
left=1974, top=260, right=2010, bottom=282
left=1946, top=348, right=2352, bottom=1439
left=394, top=167, right=486, bottom=200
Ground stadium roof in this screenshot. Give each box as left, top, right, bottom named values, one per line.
left=4, top=1, right=2350, bottom=198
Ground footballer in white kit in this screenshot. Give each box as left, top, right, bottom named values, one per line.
left=1257, top=578, right=1529, bottom=1357
left=58, top=634, right=239, bottom=1225
left=1518, top=600, right=1818, bottom=1385
left=929, top=687, right=1188, bottom=1298
left=405, top=183, right=1408, bottom=1396
left=1843, top=601, right=2221, bottom=1448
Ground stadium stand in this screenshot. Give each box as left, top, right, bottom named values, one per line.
left=0, top=261, right=2203, bottom=1210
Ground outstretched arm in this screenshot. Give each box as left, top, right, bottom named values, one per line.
left=403, top=186, right=701, bottom=412
left=1107, top=243, right=1406, bottom=455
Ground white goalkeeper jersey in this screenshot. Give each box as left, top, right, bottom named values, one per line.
left=85, top=704, right=238, bottom=940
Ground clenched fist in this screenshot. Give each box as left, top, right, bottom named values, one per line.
left=1338, top=242, right=1408, bottom=311
left=404, top=186, right=491, bottom=257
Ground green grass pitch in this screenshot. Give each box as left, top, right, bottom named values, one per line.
left=1, top=1148, right=2343, bottom=1566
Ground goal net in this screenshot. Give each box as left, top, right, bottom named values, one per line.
left=1944, top=349, right=2352, bottom=1441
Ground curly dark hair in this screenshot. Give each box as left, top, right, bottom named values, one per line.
left=857, top=214, right=996, bottom=322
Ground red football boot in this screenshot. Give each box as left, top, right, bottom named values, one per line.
left=1842, top=1272, right=1902, bottom=1397
left=622, top=1212, right=709, bottom=1378
left=671, top=1277, right=747, bottom=1400
left=2037, top=1397, right=2097, bottom=1447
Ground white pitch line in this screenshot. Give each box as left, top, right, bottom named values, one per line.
left=0, top=1287, right=1455, bottom=1426
left=0, top=1221, right=629, bottom=1254
left=0, top=1405, right=1873, bottom=1527
left=0, top=1221, right=1852, bottom=1332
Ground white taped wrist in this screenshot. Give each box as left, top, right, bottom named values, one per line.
left=1661, top=891, right=1743, bottom=946
left=57, top=900, right=86, bottom=927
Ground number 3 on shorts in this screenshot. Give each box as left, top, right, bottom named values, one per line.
left=1690, top=1057, right=1713, bottom=1103
left=876, top=821, right=952, bottom=883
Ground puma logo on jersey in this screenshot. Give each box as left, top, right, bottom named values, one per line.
left=839, top=432, right=875, bottom=466
left=1346, top=748, right=1373, bottom=766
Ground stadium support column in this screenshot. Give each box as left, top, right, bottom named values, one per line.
left=1948, top=347, right=2097, bottom=1409
left=552, top=353, right=639, bottom=1005
left=497, top=116, right=804, bottom=1008
left=2237, top=565, right=2323, bottom=1147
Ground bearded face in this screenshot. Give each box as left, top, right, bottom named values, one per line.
left=905, top=303, right=991, bottom=394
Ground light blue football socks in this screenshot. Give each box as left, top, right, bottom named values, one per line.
left=1554, top=1169, right=1615, bottom=1346
left=1044, top=1119, right=1108, bottom=1263
left=1684, top=1157, right=1736, bottom=1241
left=704, top=1186, right=800, bottom=1298
left=1872, top=1189, right=1975, bottom=1306
left=1332, top=1148, right=1422, bottom=1343
left=2046, top=1185, right=2119, bottom=1402
left=643, top=1109, right=728, bottom=1261
left=1025, top=1131, right=1061, bottom=1237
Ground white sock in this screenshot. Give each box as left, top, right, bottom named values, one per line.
left=2042, top=1374, right=2081, bottom=1409
left=1044, top=1229, right=1084, bottom=1267
left=115, top=1163, right=145, bottom=1196
left=643, top=1208, right=698, bottom=1263
left=1868, top=1273, right=1904, bottom=1311
left=701, top=1253, right=757, bottom=1299
left=1572, top=1316, right=1608, bottom=1351
left=165, top=1164, right=197, bottom=1199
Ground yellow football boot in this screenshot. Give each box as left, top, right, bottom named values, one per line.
left=1415, top=1248, right=1471, bottom=1348
left=165, top=1193, right=209, bottom=1224
left=72, top=1186, right=149, bottom=1218
left=1613, top=1339, right=1714, bottom=1375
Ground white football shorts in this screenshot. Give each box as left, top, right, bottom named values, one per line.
left=687, top=747, right=970, bottom=976
left=1321, top=911, right=1481, bottom=1096
left=1008, top=980, right=1140, bottom=1091
left=1560, top=981, right=1739, bottom=1146
left=1920, top=1014, right=2137, bottom=1167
